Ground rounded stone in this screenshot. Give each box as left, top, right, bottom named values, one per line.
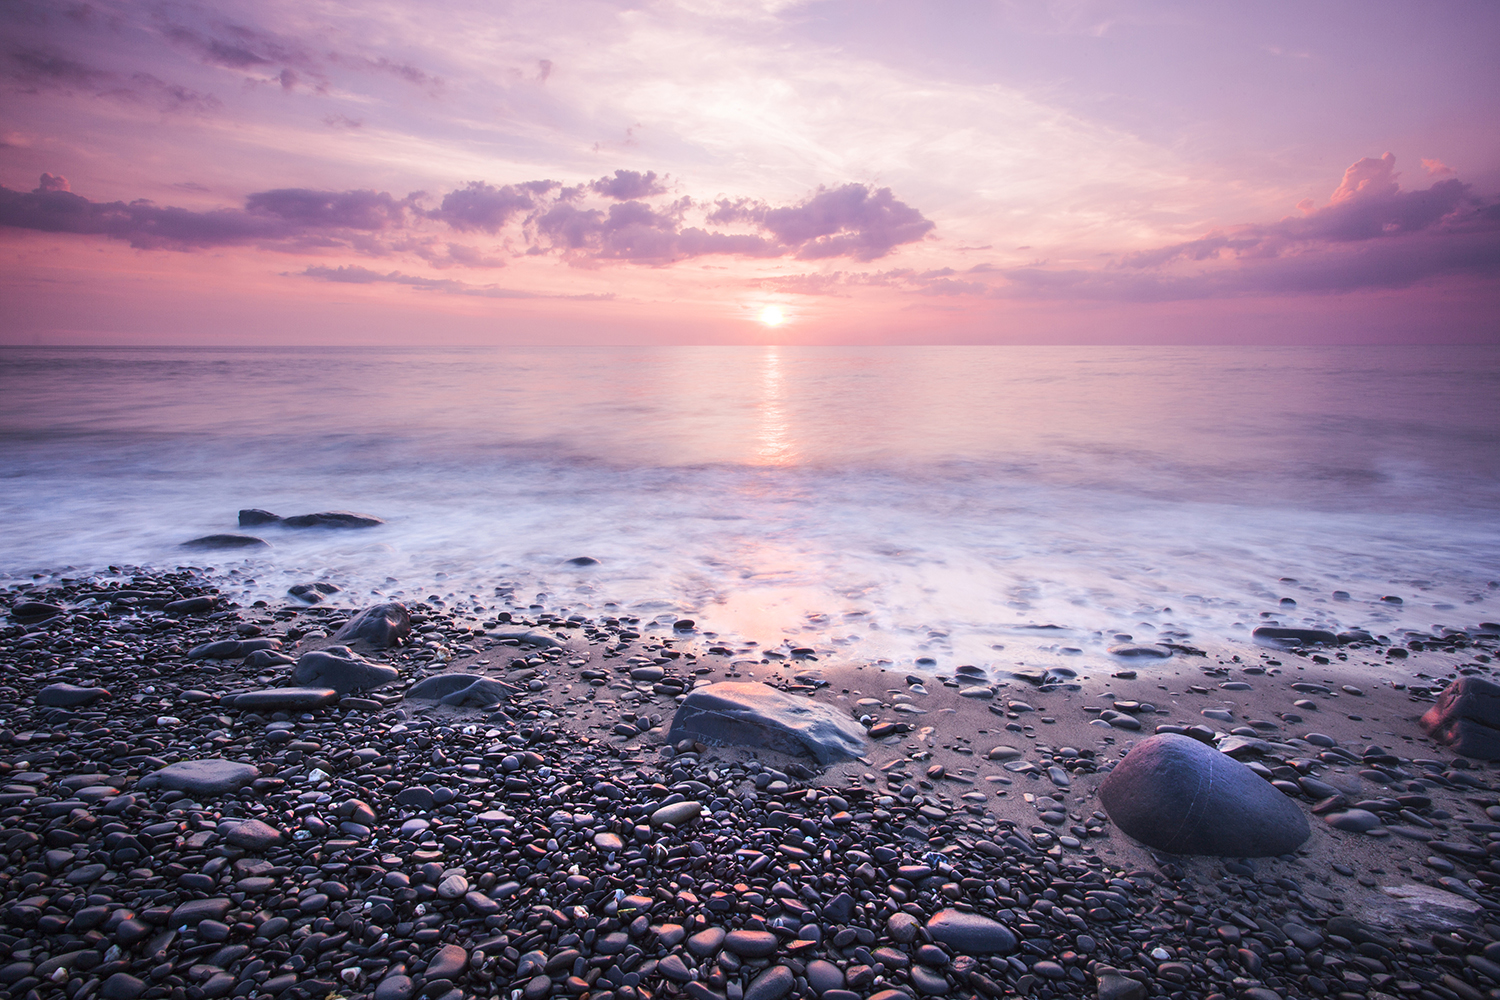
left=924, top=909, right=1017, bottom=954
left=723, top=929, right=779, bottom=957
left=1098, top=733, right=1311, bottom=856
left=650, top=800, right=703, bottom=828
left=744, top=965, right=794, bottom=1000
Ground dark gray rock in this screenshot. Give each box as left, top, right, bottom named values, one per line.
left=406, top=673, right=510, bottom=706
left=1098, top=973, right=1147, bottom=1000
left=238, top=509, right=282, bottom=526
left=723, top=929, right=779, bottom=957
left=230, top=688, right=339, bottom=711
left=288, top=582, right=341, bottom=603
left=1253, top=626, right=1339, bottom=646
left=188, top=638, right=280, bottom=660
left=169, top=898, right=232, bottom=927
left=221, top=819, right=283, bottom=850
left=10, top=601, right=63, bottom=619
left=425, top=944, right=467, bottom=981
left=100, top=974, right=147, bottom=1000
left=332, top=603, right=411, bottom=648
left=243, top=649, right=295, bottom=669
left=666, top=681, right=866, bottom=764
left=293, top=645, right=399, bottom=695
left=1098, top=733, right=1310, bottom=856
left=36, top=683, right=109, bottom=707
left=375, top=973, right=414, bottom=1000
left=1421, top=676, right=1500, bottom=760
left=744, top=966, right=794, bottom=1000
left=1107, top=643, right=1172, bottom=659
left=180, top=534, right=268, bottom=551
left=136, top=759, right=259, bottom=796
left=282, top=510, right=384, bottom=529
left=493, top=631, right=565, bottom=649
left=925, top=909, right=1017, bottom=954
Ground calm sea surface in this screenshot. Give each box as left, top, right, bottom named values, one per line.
left=2, top=345, right=1497, bottom=666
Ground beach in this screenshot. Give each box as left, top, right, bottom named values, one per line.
left=2, top=569, right=1498, bottom=1000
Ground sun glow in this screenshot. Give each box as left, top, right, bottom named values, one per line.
left=759, top=305, right=785, bottom=327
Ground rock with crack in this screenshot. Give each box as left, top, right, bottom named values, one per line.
left=666, top=681, right=866, bottom=764
left=1099, top=732, right=1310, bottom=856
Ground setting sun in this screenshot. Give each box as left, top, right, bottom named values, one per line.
left=759, top=305, right=785, bottom=326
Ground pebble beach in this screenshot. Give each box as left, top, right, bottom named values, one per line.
left=3, top=568, right=1500, bottom=1000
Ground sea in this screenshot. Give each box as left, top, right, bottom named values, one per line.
left=2, top=345, right=1498, bottom=670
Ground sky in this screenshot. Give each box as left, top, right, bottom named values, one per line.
left=2, top=0, right=1498, bottom=345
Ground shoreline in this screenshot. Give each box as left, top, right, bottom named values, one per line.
left=1, top=570, right=1499, bottom=1000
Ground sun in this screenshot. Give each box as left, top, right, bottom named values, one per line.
left=759, top=305, right=785, bottom=327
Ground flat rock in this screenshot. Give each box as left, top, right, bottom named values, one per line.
left=1253, top=626, right=1339, bottom=646
left=169, top=898, right=232, bottom=927
left=230, top=688, right=339, bottom=711
left=1420, top=676, right=1500, bottom=760
left=180, top=534, right=268, bottom=551
left=650, top=801, right=702, bottom=828
left=36, top=683, right=109, bottom=707
left=332, top=603, right=411, bottom=648
left=293, top=645, right=399, bottom=695
left=744, top=966, right=794, bottom=1000
left=407, top=673, right=510, bottom=707
left=723, top=929, right=779, bottom=957
left=136, top=759, right=259, bottom=796
left=425, top=944, right=467, bottom=981
left=666, top=681, right=866, bottom=764
left=281, top=510, right=384, bottom=529
left=1361, top=884, right=1485, bottom=933
left=1098, top=733, right=1310, bottom=856
left=1107, top=643, right=1172, bottom=659
left=925, top=908, right=1018, bottom=954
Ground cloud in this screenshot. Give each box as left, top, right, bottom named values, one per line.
left=590, top=170, right=667, bottom=200
left=4, top=45, right=220, bottom=112
left=430, top=181, right=555, bottom=234
left=300, top=264, right=612, bottom=300
left=245, top=189, right=414, bottom=231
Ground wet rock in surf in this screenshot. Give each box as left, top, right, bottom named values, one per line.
left=180, top=534, right=269, bottom=551
left=288, top=582, right=342, bottom=603
left=493, top=631, right=565, bottom=649
left=332, top=602, right=411, bottom=648
left=1107, top=643, right=1172, bottom=659
left=293, top=645, right=399, bottom=695
left=667, top=681, right=866, bottom=764
left=238, top=508, right=282, bottom=526
left=284, top=510, right=384, bottom=529
left=1421, top=676, right=1500, bottom=760
left=9, top=601, right=64, bottom=619
left=1098, top=732, right=1310, bottom=856
left=188, top=637, right=280, bottom=660
left=565, top=556, right=599, bottom=566
left=1253, top=626, right=1339, bottom=646
left=407, top=673, right=511, bottom=707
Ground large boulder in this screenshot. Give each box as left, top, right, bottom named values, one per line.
left=1098, top=733, right=1310, bottom=856
left=666, top=682, right=866, bottom=765
left=293, top=646, right=398, bottom=695
left=1420, top=677, right=1500, bottom=759
left=137, top=759, right=259, bottom=797
left=333, top=603, right=411, bottom=648
left=283, top=511, right=384, bottom=529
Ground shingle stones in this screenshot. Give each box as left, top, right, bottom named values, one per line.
left=666, top=681, right=866, bottom=764
left=1098, top=733, right=1310, bottom=856
left=293, top=645, right=399, bottom=695
left=1420, top=676, right=1500, bottom=759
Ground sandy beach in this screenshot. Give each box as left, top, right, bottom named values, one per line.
left=1, top=569, right=1497, bottom=1000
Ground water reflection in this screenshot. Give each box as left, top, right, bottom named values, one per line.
left=753, top=346, right=795, bottom=467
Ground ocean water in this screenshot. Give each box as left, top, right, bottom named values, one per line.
left=1, top=344, right=1498, bottom=668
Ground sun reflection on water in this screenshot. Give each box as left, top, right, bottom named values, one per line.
left=753, top=346, right=796, bottom=466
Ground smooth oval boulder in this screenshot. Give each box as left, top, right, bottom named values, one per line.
left=293, top=646, right=399, bottom=695
left=650, top=801, right=702, bottom=828
left=1253, top=626, right=1339, bottom=646
left=36, top=683, right=110, bottom=707
left=332, top=603, right=411, bottom=649
left=180, top=534, right=268, bottom=551
left=406, top=673, right=510, bottom=706
left=1420, top=676, right=1500, bottom=760
left=666, top=682, right=866, bottom=764
left=925, top=909, right=1018, bottom=954
left=136, top=759, right=259, bottom=796
left=1098, top=733, right=1310, bottom=856
left=231, top=688, right=339, bottom=711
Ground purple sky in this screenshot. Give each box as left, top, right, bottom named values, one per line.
left=2, top=0, right=1498, bottom=344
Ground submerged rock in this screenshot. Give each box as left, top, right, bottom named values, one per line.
left=1253, top=626, right=1339, bottom=646
left=1420, top=676, right=1500, bottom=760
left=293, top=645, right=399, bottom=695
left=1107, top=643, right=1172, bottom=659
left=666, top=681, right=866, bottom=764
left=1098, top=733, right=1310, bottom=856
left=283, top=510, right=384, bottom=529
left=288, top=582, right=342, bottom=604
left=180, top=534, right=268, bottom=551
left=238, top=508, right=282, bottom=526
left=332, top=602, right=411, bottom=648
